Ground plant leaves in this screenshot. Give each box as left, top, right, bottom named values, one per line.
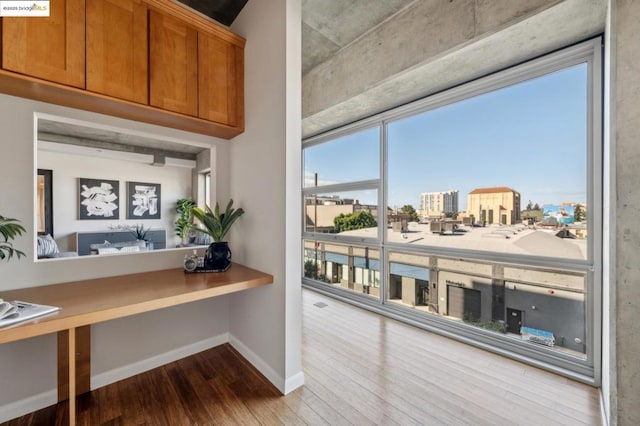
left=191, top=200, right=244, bottom=242
left=0, top=215, right=26, bottom=261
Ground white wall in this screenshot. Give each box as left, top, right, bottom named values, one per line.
left=38, top=150, right=193, bottom=251
left=228, top=0, right=304, bottom=393
left=0, top=95, right=232, bottom=422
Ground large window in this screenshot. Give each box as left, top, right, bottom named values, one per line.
left=387, top=64, right=588, bottom=261
left=302, top=38, right=602, bottom=383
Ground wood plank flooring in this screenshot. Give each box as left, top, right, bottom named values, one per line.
left=3, top=289, right=602, bottom=425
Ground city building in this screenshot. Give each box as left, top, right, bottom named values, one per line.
left=467, top=186, right=522, bottom=225
left=419, top=189, right=459, bottom=218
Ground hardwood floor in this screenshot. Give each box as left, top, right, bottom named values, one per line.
left=3, top=289, right=601, bottom=425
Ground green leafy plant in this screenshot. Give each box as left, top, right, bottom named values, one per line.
left=191, top=199, right=245, bottom=242
left=304, top=260, right=330, bottom=283
left=175, top=198, right=197, bottom=238
left=333, top=211, right=377, bottom=233
left=130, top=224, right=149, bottom=241
left=0, top=215, right=26, bottom=261
left=463, top=312, right=507, bottom=333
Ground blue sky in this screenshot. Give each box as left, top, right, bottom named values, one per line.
left=305, top=64, right=588, bottom=211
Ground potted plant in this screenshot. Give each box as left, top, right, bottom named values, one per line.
left=0, top=215, right=26, bottom=261
left=191, top=199, right=244, bottom=272
left=175, top=198, right=197, bottom=246
left=130, top=224, right=153, bottom=250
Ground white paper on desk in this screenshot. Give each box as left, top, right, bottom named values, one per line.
left=0, top=301, right=18, bottom=319
left=0, top=301, right=60, bottom=328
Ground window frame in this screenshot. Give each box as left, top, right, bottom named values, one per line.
left=301, top=37, right=602, bottom=385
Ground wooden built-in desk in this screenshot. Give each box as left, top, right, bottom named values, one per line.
left=0, top=264, right=273, bottom=425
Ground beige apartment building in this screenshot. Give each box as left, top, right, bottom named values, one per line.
left=467, top=186, right=521, bottom=225
left=419, top=190, right=459, bottom=218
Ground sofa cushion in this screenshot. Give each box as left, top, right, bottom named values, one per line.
left=37, top=234, right=59, bottom=258
left=97, top=247, right=120, bottom=255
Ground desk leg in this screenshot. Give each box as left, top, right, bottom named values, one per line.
left=58, top=326, right=91, bottom=400
left=68, top=327, right=76, bottom=426
left=58, top=326, right=90, bottom=425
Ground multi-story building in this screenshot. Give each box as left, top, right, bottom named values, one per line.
left=419, top=190, right=459, bottom=218
left=467, top=186, right=521, bottom=225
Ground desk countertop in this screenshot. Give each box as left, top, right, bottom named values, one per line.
left=0, top=264, right=273, bottom=344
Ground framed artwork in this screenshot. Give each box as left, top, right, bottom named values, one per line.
left=127, top=181, right=161, bottom=219
left=79, top=178, right=120, bottom=220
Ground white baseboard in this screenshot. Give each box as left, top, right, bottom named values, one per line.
left=0, top=389, right=57, bottom=424
left=92, top=333, right=229, bottom=389
left=284, top=371, right=305, bottom=394
left=229, top=333, right=285, bottom=391
left=228, top=334, right=304, bottom=394
left=600, top=389, right=610, bottom=426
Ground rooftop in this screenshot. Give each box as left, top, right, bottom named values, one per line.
left=469, top=186, right=519, bottom=195
left=341, top=222, right=587, bottom=260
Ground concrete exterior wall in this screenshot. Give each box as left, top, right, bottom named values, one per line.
left=439, top=272, right=493, bottom=322
left=401, top=276, right=417, bottom=306
left=505, top=284, right=585, bottom=353
left=612, top=0, right=640, bottom=423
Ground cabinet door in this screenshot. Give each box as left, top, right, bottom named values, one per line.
left=149, top=10, right=198, bottom=116
left=2, top=0, right=84, bottom=88
left=198, top=32, right=243, bottom=127
left=86, top=0, right=148, bottom=104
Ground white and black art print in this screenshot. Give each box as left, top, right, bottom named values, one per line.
left=127, top=181, right=161, bottom=219
left=79, top=178, right=120, bottom=220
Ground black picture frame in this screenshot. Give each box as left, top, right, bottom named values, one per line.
left=78, top=178, right=120, bottom=220
left=37, top=169, right=53, bottom=236
left=127, top=181, right=161, bottom=219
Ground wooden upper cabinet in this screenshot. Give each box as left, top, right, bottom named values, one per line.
left=1, top=0, right=85, bottom=88
left=149, top=10, right=198, bottom=117
left=198, top=32, right=244, bottom=128
left=86, top=0, right=148, bottom=104
left=0, top=0, right=245, bottom=138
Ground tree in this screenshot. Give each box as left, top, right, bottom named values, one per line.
left=334, top=211, right=377, bottom=233
left=304, top=259, right=329, bottom=283
left=574, top=203, right=586, bottom=222
left=304, top=259, right=319, bottom=279
left=398, top=204, right=419, bottom=222
left=524, top=201, right=542, bottom=212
